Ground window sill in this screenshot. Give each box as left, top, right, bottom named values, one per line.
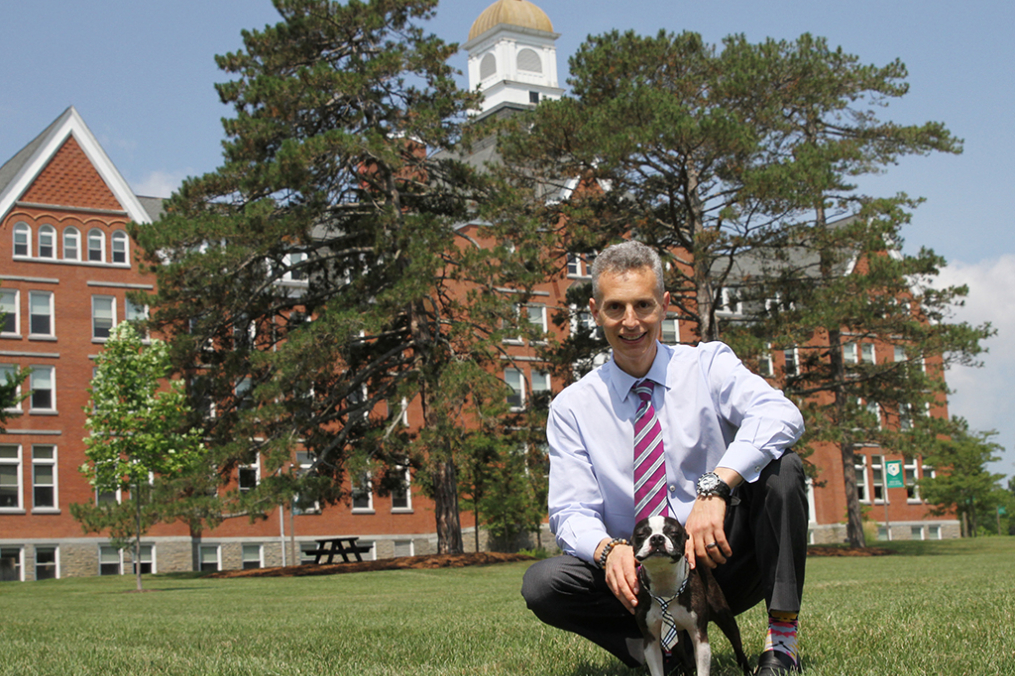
left=29, top=410, right=59, bottom=416
left=0, top=509, right=26, bottom=515
left=1, top=334, right=22, bottom=340
left=351, top=508, right=375, bottom=515
left=31, top=508, right=60, bottom=515
left=28, top=335, right=58, bottom=342
left=391, top=508, right=414, bottom=514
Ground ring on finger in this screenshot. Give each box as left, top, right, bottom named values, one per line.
left=706, top=542, right=718, bottom=549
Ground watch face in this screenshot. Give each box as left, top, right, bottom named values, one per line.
left=698, top=473, right=720, bottom=492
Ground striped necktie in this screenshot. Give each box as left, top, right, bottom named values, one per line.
left=633, top=379, right=669, bottom=521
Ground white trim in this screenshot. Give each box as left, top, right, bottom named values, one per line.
left=0, top=108, right=152, bottom=225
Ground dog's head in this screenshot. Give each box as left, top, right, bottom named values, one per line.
left=632, top=515, right=687, bottom=563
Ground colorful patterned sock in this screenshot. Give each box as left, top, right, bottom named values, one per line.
left=763, top=610, right=799, bottom=666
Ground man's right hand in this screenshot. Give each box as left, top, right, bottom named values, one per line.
left=597, top=538, right=640, bottom=614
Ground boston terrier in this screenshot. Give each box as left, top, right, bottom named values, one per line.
left=632, top=515, right=752, bottom=676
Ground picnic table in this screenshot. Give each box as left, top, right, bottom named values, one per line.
left=309, top=536, right=370, bottom=564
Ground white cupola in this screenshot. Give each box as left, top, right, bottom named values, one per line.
left=463, top=0, right=564, bottom=119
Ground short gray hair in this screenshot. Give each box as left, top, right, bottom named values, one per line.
left=591, top=241, right=665, bottom=302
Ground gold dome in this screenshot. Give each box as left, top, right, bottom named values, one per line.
left=468, top=0, right=554, bottom=41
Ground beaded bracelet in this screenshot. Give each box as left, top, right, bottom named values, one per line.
left=597, top=538, right=629, bottom=569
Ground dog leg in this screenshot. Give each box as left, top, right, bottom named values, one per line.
left=644, top=639, right=666, bottom=676
left=711, top=608, right=753, bottom=675
left=689, top=632, right=711, bottom=676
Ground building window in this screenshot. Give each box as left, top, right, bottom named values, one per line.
left=199, top=545, right=220, bottom=572
left=529, top=91, right=540, bottom=104
left=34, top=546, right=58, bottom=580
left=1, top=365, right=21, bottom=412
left=758, top=345, right=774, bottom=377
left=518, top=48, right=542, bottom=73
left=861, top=343, right=876, bottom=364
left=242, top=544, right=263, bottom=570
left=351, top=472, right=373, bottom=512
left=566, top=251, right=596, bottom=278
left=905, top=459, right=920, bottom=501
left=717, top=288, right=743, bottom=315
left=13, top=223, right=31, bottom=257
left=927, top=524, right=942, bottom=540
left=111, top=231, right=128, bottom=264
left=480, top=53, right=496, bottom=80
left=32, top=445, right=56, bottom=510
left=30, top=366, right=55, bottom=411
left=531, top=370, right=551, bottom=397
left=783, top=348, right=798, bottom=377
left=38, top=225, right=56, bottom=259
left=855, top=454, right=868, bottom=503
left=1, top=547, right=23, bottom=581
left=63, top=227, right=80, bottom=261
left=132, top=545, right=154, bottom=575
left=87, top=229, right=105, bottom=262
left=525, top=305, right=547, bottom=339
left=238, top=458, right=259, bottom=493
left=0, top=445, right=22, bottom=510
left=505, top=368, right=524, bottom=409
left=28, top=291, right=54, bottom=337
left=1, top=289, right=18, bottom=335
left=660, top=316, right=679, bottom=344
left=894, top=345, right=906, bottom=362
left=391, top=467, right=412, bottom=512
left=393, top=540, right=414, bottom=557
left=292, top=452, right=320, bottom=515
left=99, top=546, right=121, bottom=576
left=870, top=454, right=886, bottom=503
left=92, top=296, right=115, bottom=340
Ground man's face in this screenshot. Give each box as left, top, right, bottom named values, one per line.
left=589, top=266, right=670, bottom=378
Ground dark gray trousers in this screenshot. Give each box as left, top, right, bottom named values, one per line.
left=521, top=452, right=808, bottom=667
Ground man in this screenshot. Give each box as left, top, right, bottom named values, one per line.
left=522, top=241, right=807, bottom=675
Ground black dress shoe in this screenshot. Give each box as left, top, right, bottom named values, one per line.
left=754, top=650, right=801, bottom=675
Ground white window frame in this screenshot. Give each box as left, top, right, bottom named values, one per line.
left=34, top=545, right=59, bottom=580
left=905, top=458, right=921, bottom=503
left=860, top=342, right=876, bottom=364
left=1, top=364, right=22, bottom=412
left=351, top=471, right=374, bottom=514
left=292, top=452, right=321, bottom=515
left=238, top=455, right=260, bottom=493
left=566, top=252, right=596, bottom=278
left=87, top=229, right=105, bottom=263
left=242, top=543, right=263, bottom=570
left=29, top=365, right=56, bottom=412
left=660, top=315, right=679, bottom=345
left=393, top=539, right=415, bottom=558
left=31, top=444, right=57, bottom=512
left=843, top=341, right=858, bottom=365
left=525, top=305, right=548, bottom=342
left=717, top=287, right=743, bottom=315
left=63, top=227, right=80, bottom=261
left=111, top=231, right=129, bottom=265
left=99, top=545, right=122, bottom=576
left=855, top=454, right=869, bottom=503
left=390, top=466, right=412, bottom=513
left=1, top=546, right=24, bottom=582
left=505, top=368, right=525, bottom=410
left=28, top=290, right=54, bottom=338
left=530, top=370, right=551, bottom=398
left=0, top=444, right=23, bottom=512
left=783, top=347, right=799, bottom=377
left=870, top=454, right=886, bottom=504
left=1, top=289, right=19, bottom=336
left=758, top=344, right=774, bottom=377
left=91, top=295, right=116, bottom=341
left=13, top=222, right=31, bottom=257
left=198, top=544, right=220, bottom=572
left=38, top=225, right=56, bottom=259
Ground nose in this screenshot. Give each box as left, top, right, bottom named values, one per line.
left=622, top=305, right=640, bottom=326
left=649, top=534, right=666, bottom=549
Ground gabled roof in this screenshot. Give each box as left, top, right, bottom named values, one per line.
left=0, top=106, right=152, bottom=224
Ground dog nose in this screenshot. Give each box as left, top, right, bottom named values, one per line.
left=649, top=534, right=666, bottom=548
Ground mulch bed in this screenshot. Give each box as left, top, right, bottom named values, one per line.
left=206, top=551, right=534, bottom=579
left=206, top=546, right=890, bottom=580
left=807, top=545, right=893, bottom=557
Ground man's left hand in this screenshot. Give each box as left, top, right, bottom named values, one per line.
left=684, top=468, right=742, bottom=569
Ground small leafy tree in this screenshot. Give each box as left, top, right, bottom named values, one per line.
left=73, top=323, right=204, bottom=590
left=919, top=419, right=1007, bottom=537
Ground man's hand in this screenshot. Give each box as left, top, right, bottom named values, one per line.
left=596, top=538, right=639, bottom=613
left=684, top=467, right=742, bottom=570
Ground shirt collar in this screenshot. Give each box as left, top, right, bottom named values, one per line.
left=606, top=342, right=673, bottom=401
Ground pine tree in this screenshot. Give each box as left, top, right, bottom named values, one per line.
left=133, top=0, right=547, bottom=554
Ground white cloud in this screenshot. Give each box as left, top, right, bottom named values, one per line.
left=933, top=255, right=1015, bottom=478
left=130, top=170, right=189, bottom=198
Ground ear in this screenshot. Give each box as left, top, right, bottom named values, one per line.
left=589, top=296, right=603, bottom=326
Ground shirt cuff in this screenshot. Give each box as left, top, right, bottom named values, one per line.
left=717, top=440, right=777, bottom=484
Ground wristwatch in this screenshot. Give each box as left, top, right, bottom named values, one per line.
left=696, top=471, right=732, bottom=504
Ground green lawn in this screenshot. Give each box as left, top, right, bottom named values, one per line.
left=1, top=538, right=1013, bottom=675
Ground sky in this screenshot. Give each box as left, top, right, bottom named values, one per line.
left=2, top=0, right=1012, bottom=480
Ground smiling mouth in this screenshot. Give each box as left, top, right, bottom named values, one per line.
left=620, top=333, right=646, bottom=343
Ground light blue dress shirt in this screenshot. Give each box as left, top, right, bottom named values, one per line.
left=547, top=341, right=805, bottom=564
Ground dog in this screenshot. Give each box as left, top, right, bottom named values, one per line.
left=632, top=515, right=752, bottom=676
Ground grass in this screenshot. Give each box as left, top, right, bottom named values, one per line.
left=1, top=538, right=1013, bottom=675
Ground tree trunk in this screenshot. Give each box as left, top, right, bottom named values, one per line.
left=433, top=456, right=464, bottom=554
left=134, top=485, right=144, bottom=591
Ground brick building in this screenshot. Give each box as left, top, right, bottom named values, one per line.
left=0, top=0, right=956, bottom=581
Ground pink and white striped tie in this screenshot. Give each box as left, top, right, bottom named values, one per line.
left=633, top=380, right=669, bottom=521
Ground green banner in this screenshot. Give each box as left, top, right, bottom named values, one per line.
left=885, top=460, right=905, bottom=488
